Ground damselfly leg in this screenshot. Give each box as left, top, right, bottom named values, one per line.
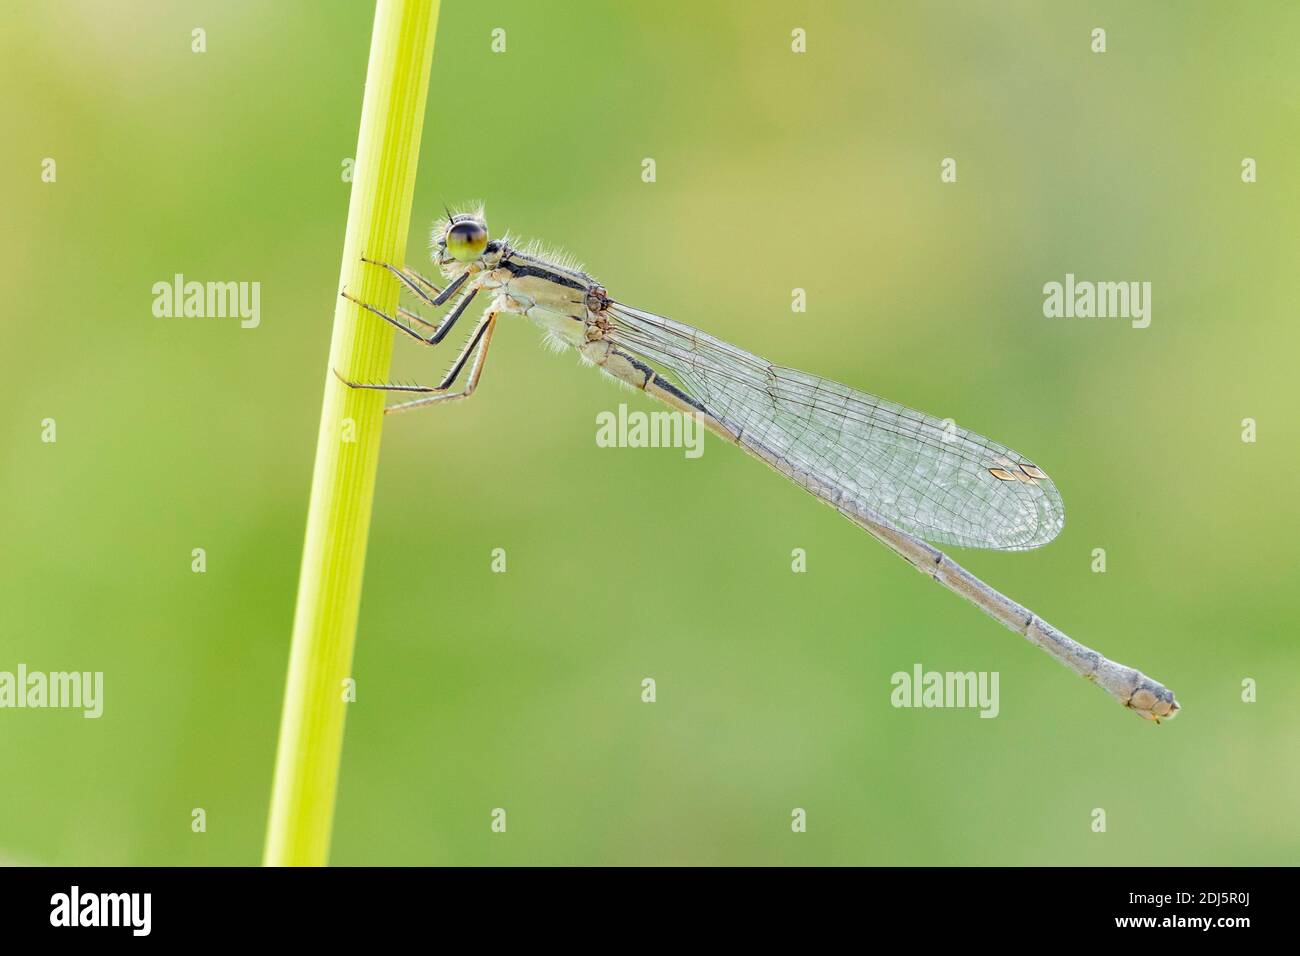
left=355, top=257, right=455, bottom=331
left=384, top=312, right=498, bottom=414
left=340, top=278, right=476, bottom=346
left=359, top=256, right=445, bottom=304
left=334, top=306, right=498, bottom=415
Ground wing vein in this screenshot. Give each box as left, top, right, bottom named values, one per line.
left=605, top=301, right=1065, bottom=551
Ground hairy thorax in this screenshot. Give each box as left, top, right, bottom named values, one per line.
left=476, top=245, right=611, bottom=355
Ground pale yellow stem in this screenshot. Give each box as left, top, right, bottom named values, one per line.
left=263, top=0, right=441, bottom=867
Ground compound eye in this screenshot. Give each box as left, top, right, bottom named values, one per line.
left=445, top=219, right=488, bottom=262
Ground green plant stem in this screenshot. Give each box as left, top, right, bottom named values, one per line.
left=263, top=0, right=441, bottom=867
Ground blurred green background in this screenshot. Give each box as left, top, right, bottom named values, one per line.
left=2, top=0, right=1298, bottom=865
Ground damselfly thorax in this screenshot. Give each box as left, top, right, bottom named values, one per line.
left=336, top=207, right=1178, bottom=722
left=464, top=242, right=607, bottom=342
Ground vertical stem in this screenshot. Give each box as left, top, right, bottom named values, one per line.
left=264, top=0, right=441, bottom=867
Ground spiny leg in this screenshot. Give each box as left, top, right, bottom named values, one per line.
left=341, top=283, right=478, bottom=346
left=397, top=305, right=439, bottom=330
left=334, top=310, right=496, bottom=399
left=362, top=256, right=468, bottom=309
left=383, top=261, right=443, bottom=300
left=386, top=312, right=498, bottom=414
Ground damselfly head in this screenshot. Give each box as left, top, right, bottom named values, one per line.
left=433, top=207, right=490, bottom=265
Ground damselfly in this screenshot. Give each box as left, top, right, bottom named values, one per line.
left=339, top=207, right=1178, bottom=722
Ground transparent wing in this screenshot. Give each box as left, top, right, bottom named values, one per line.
left=603, top=302, right=1065, bottom=551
